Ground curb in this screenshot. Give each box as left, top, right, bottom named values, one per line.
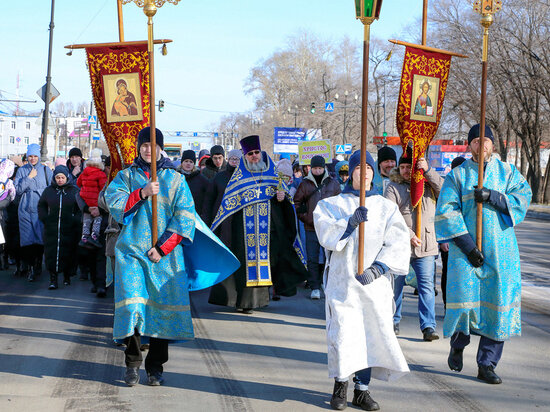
left=526, top=210, right=550, bottom=221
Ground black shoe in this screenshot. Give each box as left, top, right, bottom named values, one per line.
left=147, top=371, right=165, bottom=386
left=90, top=286, right=98, bottom=293
left=124, top=367, right=140, bottom=386
left=477, top=365, right=502, bottom=384
left=63, top=275, right=71, bottom=286
left=272, top=294, right=281, bottom=301
left=27, top=268, right=35, bottom=282
left=352, top=389, right=380, bottom=411
left=88, top=235, right=102, bottom=249
left=448, top=347, right=464, bottom=372
left=330, top=380, right=348, bottom=410
left=422, top=327, right=440, bottom=341
left=242, top=308, right=254, bottom=314
left=96, top=287, right=106, bottom=298
left=393, top=323, right=400, bottom=335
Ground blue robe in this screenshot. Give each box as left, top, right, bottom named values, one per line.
left=105, top=160, right=238, bottom=341
left=434, top=158, right=531, bottom=341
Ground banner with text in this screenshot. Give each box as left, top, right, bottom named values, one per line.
left=273, top=127, right=322, bottom=154
left=298, top=140, right=332, bottom=165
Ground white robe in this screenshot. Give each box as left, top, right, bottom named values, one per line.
left=313, top=193, right=410, bottom=381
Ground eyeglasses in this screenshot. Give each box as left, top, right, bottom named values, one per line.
left=228, top=157, right=240, bottom=162
left=246, top=150, right=261, bottom=156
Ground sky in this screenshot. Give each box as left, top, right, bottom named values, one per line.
left=1, top=0, right=425, bottom=132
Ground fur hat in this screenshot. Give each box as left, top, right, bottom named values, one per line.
left=86, top=148, right=104, bottom=170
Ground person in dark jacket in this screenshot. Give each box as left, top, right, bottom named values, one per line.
left=178, top=149, right=210, bottom=222
left=38, top=165, right=82, bottom=289
left=5, top=164, right=21, bottom=276
left=294, top=155, right=341, bottom=300
left=203, top=149, right=242, bottom=228
left=66, top=147, right=84, bottom=185
left=201, top=145, right=227, bottom=180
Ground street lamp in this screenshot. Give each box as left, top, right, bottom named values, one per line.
left=287, top=105, right=299, bottom=128
left=334, top=90, right=359, bottom=145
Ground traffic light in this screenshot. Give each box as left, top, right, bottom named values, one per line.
left=382, top=131, right=388, bottom=137
left=310, top=102, right=316, bottom=114
left=158, top=100, right=165, bottom=112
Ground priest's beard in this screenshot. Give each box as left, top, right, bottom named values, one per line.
left=246, top=159, right=267, bottom=172
left=472, top=151, right=492, bottom=163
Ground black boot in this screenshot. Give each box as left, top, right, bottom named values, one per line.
left=33, top=262, right=42, bottom=278
left=352, top=389, right=380, bottom=411
left=27, top=266, right=35, bottom=282
left=48, top=272, right=58, bottom=290
left=477, top=365, right=502, bottom=384
left=13, top=262, right=22, bottom=277
left=448, top=347, right=464, bottom=372
left=63, top=273, right=71, bottom=286
left=330, top=380, right=348, bottom=410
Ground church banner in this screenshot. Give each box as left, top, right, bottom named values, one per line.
left=86, top=44, right=150, bottom=181
left=396, top=46, right=452, bottom=207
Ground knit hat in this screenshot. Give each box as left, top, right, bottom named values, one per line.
left=198, top=149, right=210, bottom=159
left=310, top=155, right=326, bottom=168
left=53, top=165, right=70, bottom=180
left=198, top=154, right=210, bottom=167
left=240, top=135, right=261, bottom=154
left=276, top=158, right=293, bottom=178
left=137, top=126, right=164, bottom=150
left=210, top=145, right=225, bottom=156
left=467, top=124, right=494, bottom=145
left=89, top=148, right=102, bottom=163
left=227, top=149, right=242, bottom=160
left=398, top=147, right=413, bottom=166
left=377, top=146, right=397, bottom=170
left=55, top=157, right=66, bottom=167
left=181, top=150, right=196, bottom=163
left=68, top=147, right=83, bottom=158
left=348, top=150, right=376, bottom=177
left=451, top=156, right=466, bottom=169
left=26, top=143, right=41, bottom=158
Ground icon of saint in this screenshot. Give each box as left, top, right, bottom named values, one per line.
left=111, top=79, right=138, bottom=117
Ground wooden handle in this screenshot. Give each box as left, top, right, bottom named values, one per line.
left=148, top=16, right=158, bottom=245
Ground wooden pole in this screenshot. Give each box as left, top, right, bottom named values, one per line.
left=416, top=0, right=429, bottom=240
left=145, top=2, right=158, bottom=245
left=476, top=14, right=493, bottom=251
left=117, top=0, right=124, bottom=42
left=357, top=23, right=371, bottom=275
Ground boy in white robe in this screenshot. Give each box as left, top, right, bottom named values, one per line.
left=314, top=150, right=410, bottom=411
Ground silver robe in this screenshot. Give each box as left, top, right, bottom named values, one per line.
left=314, top=193, right=410, bottom=381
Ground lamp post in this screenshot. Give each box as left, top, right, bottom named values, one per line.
left=127, top=0, right=180, bottom=245
left=335, top=90, right=359, bottom=145
left=287, top=105, right=299, bottom=128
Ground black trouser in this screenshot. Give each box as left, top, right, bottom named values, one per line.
left=441, top=249, right=448, bottom=307
left=305, top=230, right=322, bottom=290
left=21, top=244, right=43, bottom=271
left=124, top=331, right=169, bottom=374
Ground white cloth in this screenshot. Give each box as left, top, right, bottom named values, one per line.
left=313, top=193, right=410, bottom=381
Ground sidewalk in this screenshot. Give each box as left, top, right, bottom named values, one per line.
left=527, top=203, right=550, bottom=220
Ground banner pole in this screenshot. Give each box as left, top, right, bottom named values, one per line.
left=144, top=1, right=158, bottom=245
left=117, top=0, right=124, bottom=42
left=357, top=22, right=371, bottom=275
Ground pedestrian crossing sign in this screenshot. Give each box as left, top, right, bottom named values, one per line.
left=325, top=102, right=334, bottom=113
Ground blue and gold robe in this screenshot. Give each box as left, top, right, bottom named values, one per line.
left=106, top=158, right=238, bottom=341
left=435, top=157, right=531, bottom=341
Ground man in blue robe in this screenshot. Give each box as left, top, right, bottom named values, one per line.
left=435, top=124, right=532, bottom=385
left=106, top=127, right=238, bottom=387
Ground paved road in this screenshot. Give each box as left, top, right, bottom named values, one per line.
left=0, top=217, right=549, bottom=411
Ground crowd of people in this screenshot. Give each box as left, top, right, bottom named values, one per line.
left=3, top=124, right=532, bottom=410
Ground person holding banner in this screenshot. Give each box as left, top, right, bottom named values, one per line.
left=208, top=135, right=307, bottom=313
left=435, top=124, right=532, bottom=385
left=313, top=150, right=409, bottom=411
left=105, top=127, right=238, bottom=387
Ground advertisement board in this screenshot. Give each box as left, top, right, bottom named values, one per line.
left=273, top=127, right=322, bottom=154
left=298, top=140, right=332, bottom=165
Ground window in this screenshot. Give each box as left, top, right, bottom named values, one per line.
left=26, top=122, right=31, bottom=130
left=11, top=121, right=16, bottom=129
left=24, top=137, right=29, bottom=144
left=9, top=136, right=15, bottom=144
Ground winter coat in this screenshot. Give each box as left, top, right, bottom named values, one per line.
left=180, top=168, right=210, bottom=222
left=38, top=182, right=82, bottom=273
left=201, top=157, right=227, bottom=180
left=202, top=164, right=236, bottom=227
left=66, top=159, right=83, bottom=185
left=384, top=167, right=444, bottom=258
left=293, top=170, right=341, bottom=231
left=14, top=163, right=53, bottom=246
left=77, top=165, right=107, bottom=207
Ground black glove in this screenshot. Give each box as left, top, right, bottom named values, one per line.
left=474, top=186, right=491, bottom=203
left=467, top=247, right=484, bottom=267
left=349, top=206, right=368, bottom=228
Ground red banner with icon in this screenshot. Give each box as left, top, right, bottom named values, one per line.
left=396, top=46, right=452, bottom=207
left=86, top=44, right=150, bottom=181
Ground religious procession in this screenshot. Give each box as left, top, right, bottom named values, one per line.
left=1, top=0, right=549, bottom=411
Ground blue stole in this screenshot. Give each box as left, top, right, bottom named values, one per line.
left=212, top=154, right=306, bottom=287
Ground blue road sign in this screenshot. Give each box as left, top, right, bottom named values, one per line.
left=335, top=144, right=353, bottom=155
left=325, top=102, right=334, bottom=113
left=88, top=115, right=97, bottom=125
left=193, top=132, right=198, bottom=137
left=214, top=132, right=219, bottom=137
